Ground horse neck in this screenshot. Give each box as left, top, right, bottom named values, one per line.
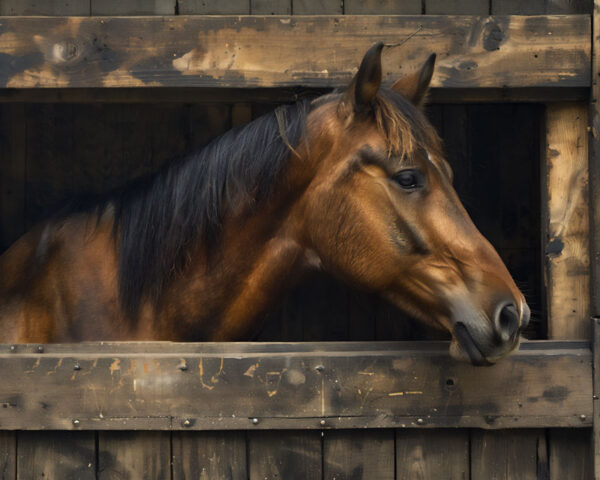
left=156, top=179, right=310, bottom=342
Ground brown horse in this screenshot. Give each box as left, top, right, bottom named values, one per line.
left=0, top=43, right=529, bottom=365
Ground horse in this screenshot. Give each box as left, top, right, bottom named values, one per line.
left=0, top=43, right=529, bottom=365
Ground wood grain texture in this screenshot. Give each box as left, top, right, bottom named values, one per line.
left=344, top=0, right=421, bottom=13
left=0, top=104, right=25, bottom=252
left=544, top=103, right=590, bottom=339
left=248, top=430, right=321, bottom=479
left=0, top=16, right=590, bottom=89
left=396, top=429, right=469, bottom=479
left=0, top=432, right=15, bottom=480
left=0, top=341, right=591, bottom=430
left=426, top=0, right=489, bottom=14
left=293, top=0, right=342, bottom=14
left=470, top=430, right=541, bottom=479
left=492, top=0, right=591, bottom=13
left=323, top=429, right=394, bottom=480
left=0, top=0, right=90, bottom=15
left=17, top=431, right=95, bottom=479
left=172, top=431, right=246, bottom=480
left=594, top=317, right=600, bottom=479
left=178, top=0, right=250, bottom=13
left=98, top=432, right=171, bottom=480
left=251, top=0, right=291, bottom=13
left=90, top=0, right=175, bottom=14
left=549, top=429, right=593, bottom=480
left=590, top=0, right=600, bottom=320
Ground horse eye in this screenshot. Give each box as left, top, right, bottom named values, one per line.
left=393, top=169, right=423, bottom=190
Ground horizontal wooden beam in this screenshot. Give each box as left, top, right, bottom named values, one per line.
left=0, top=86, right=589, bottom=104
left=0, top=341, right=592, bottom=430
left=0, top=15, right=590, bottom=89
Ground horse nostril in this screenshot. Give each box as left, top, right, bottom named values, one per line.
left=495, top=304, right=520, bottom=342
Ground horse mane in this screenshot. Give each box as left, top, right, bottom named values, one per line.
left=67, top=88, right=440, bottom=320
left=113, top=101, right=310, bottom=319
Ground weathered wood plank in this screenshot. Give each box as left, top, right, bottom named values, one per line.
left=470, top=430, right=542, bottom=479
left=544, top=103, right=590, bottom=339
left=293, top=0, right=342, bottom=14
left=0, top=16, right=590, bottom=89
left=172, top=431, right=246, bottom=480
left=248, top=430, right=321, bottom=479
left=90, top=0, right=175, bottom=15
left=344, top=0, right=421, bottom=14
left=251, top=0, right=291, bottom=14
left=98, top=432, right=171, bottom=480
left=17, top=431, right=95, bottom=479
left=178, top=0, right=250, bottom=14
left=323, top=429, right=394, bottom=480
left=0, top=87, right=589, bottom=104
left=426, top=0, right=489, bottom=14
left=549, top=429, right=593, bottom=479
left=594, top=317, right=600, bottom=479
left=396, top=429, right=469, bottom=479
left=0, top=0, right=90, bottom=15
left=591, top=0, right=600, bottom=322
left=0, top=341, right=591, bottom=430
left=0, top=432, right=15, bottom=480
left=492, top=0, right=591, bottom=13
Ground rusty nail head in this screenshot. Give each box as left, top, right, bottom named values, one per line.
left=37, top=345, right=44, bottom=353
left=252, top=418, right=259, bottom=425
left=315, top=365, right=324, bottom=372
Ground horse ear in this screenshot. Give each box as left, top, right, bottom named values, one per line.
left=345, top=42, right=384, bottom=113
left=391, top=53, right=436, bottom=107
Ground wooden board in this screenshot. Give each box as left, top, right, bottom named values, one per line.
left=293, top=0, right=342, bottom=14
left=0, top=15, right=590, bottom=89
left=16, top=431, right=96, bottom=479
left=492, top=0, right=591, bottom=14
left=544, top=103, right=590, bottom=339
left=0, top=0, right=91, bottom=15
left=591, top=0, right=600, bottom=321
left=90, top=0, right=175, bottom=15
left=178, top=0, right=250, bottom=14
left=0, top=341, right=591, bottom=430
left=172, top=431, right=247, bottom=480
left=470, top=429, right=542, bottom=479
left=248, top=430, right=321, bottom=479
left=344, top=0, right=421, bottom=14
left=323, top=429, right=394, bottom=479
left=98, top=432, right=171, bottom=479
left=0, top=432, right=15, bottom=480
left=396, top=429, right=469, bottom=479
left=426, top=0, right=489, bottom=14
left=251, top=0, right=291, bottom=14
left=549, top=429, right=593, bottom=479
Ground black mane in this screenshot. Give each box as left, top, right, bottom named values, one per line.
left=110, top=101, right=309, bottom=318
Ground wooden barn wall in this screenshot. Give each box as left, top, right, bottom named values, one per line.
left=0, top=0, right=593, bottom=479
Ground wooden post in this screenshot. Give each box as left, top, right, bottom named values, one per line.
left=592, top=1, right=600, bottom=477
left=544, top=103, right=590, bottom=340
